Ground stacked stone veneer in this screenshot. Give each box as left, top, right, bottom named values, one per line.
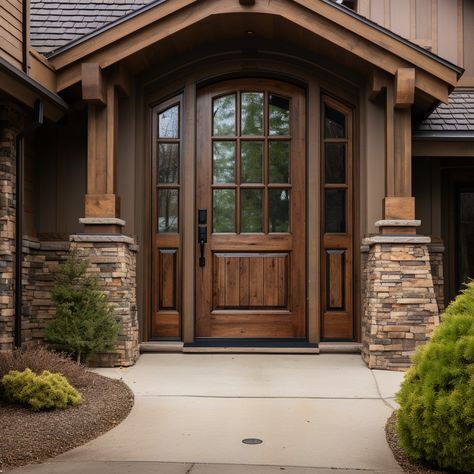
left=362, top=238, right=440, bottom=370
left=428, top=244, right=445, bottom=313
left=70, top=235, right=139, bottom=366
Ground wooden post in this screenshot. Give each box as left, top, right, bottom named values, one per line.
left=81, top=63, right=128, bottom=232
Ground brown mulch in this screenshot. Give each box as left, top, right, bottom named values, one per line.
left=0, top=372, right=134, bottom=472
left=385, top=412, right=449, bottom=474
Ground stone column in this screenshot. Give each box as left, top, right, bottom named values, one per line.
left=0, top=103, right=22, bottom=352
left=362, top=231, right=440, bottom=370
left=70, top=233, right=139, bottom=366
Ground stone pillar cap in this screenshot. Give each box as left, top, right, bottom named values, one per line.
left=375, top=219, right=421, bottom=227
left=79, top=217, right=126, bottom=226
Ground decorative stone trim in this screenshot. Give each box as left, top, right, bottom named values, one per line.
left=428, top=243, right=445, bottom=314
left=375, top=219, right=421, bottom=227
left=70, top=233, right=136, bottom=246
left=362, top=240, right=440, bottom=370
left=79, top=217, right=126, bottom=226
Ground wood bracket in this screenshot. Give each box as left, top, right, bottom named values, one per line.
left=395, top=68, right=415, bottom=108
left=81, top=63, right=106, bottom=105
left=368, top=68, right=389, bottom=101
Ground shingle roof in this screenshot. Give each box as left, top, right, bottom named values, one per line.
left=417, top=91, right=474, bottom=132
left=30, top=0, right=156, bottom=54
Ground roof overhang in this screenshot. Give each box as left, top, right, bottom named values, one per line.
left=0, top=57, right=68, bottom=121
left=47, top=0, right=463, bottom=104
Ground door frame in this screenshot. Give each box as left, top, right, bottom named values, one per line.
left=141, top=53, right=361, bottom=344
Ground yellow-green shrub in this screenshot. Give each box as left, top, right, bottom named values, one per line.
left=396, top=281, right=474, bottom=473
left=1, top=368, right=81, bottom=410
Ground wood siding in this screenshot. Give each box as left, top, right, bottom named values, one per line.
left=1, top=0, right=24, bottom=69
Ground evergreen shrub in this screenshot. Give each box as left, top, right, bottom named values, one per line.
left=396, top=281, right=474, bottom=473
left=44, top=251, right=120, bottom=364
left=1, top=368, right=81, bottom=410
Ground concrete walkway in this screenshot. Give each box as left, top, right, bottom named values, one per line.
left=11, top=354, right=405, bottom=474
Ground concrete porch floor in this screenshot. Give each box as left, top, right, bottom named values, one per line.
left=11, top=354, right=405, bottom=474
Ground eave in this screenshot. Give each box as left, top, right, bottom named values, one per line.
left=0, top=57, right=68, bottom=121
left=47, top=0, right=462, bottom=103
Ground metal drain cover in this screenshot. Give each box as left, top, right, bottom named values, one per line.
left=242, top=438, right=263, bottom=445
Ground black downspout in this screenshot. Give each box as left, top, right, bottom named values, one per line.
left=22, top=0, right=29, bottom=74
left=14, top=100, right=43, bottom=348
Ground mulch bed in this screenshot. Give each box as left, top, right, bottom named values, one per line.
left=0, top=372, right=134, bottom=472
left=385, top=412, right=449, bottom=474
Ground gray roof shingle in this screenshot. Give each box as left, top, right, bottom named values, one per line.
left=417, top=92, right=474, bottom=132
left=30, top=0, right=157, bottom=54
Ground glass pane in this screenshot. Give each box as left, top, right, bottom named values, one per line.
left=213, top=95, right=236, bottom=136
left=241, top=92, right=264, bottom=135
left=269, top=189, right=290, bottom=232
left=325, top=105, right=346, bottom=139
left=269, top=141, right=290, bottom=183
left=159, top=105, right=179, bottom=138
left=325, top=143, right=346, bottom=184
left=269, top=95, right=290, bottom=136
left=325, top=189, right=346, bottom=233
left=241, top=141, right=263, bottom=183
left=158, top=189, right=178, bottom=233
left=158, top=143, right=179, bottom=184
left=213, top=189, right=236, bottom=233
left=241, top=189, right=263, bottom=233
left=213, top=141, right=235, bottom=184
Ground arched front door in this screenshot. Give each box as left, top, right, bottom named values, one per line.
left=195, top=79, right=306, bottom=338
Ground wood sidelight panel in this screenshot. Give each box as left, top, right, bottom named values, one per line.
left=196, top=79, right=306, bottom=339
left=151, top=95, right=183, bottom=339
left=213, top=253, right=289, bottom=309
left=321, top=96, right=354, bottom=340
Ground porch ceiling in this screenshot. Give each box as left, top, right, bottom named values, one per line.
left=46, top=0, right=461, bottom=105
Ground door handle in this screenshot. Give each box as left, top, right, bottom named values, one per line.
left=198, top=225, right=207, bottom=267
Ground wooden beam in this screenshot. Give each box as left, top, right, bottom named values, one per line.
left=81, top=63, right=106, bottom=105
left=395, top=68, right=415, bottom=108
left=369, top=68, right=387, bottom=101
left=393, top=107, right=412, bottom=196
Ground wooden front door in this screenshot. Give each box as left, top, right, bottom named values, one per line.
left=195, top=79, right=306, bottom=338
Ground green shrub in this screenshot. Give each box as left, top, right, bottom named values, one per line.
left=2, top=368, right=81, bottom=410
left=44, top=251, right=120, bottom=364
left=396, top=281, right=474, bottom=473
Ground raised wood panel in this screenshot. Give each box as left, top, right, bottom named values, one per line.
left=213, top=253, right=288, bottom=309
left=327, top=250, right=345, bottom=310
left=159, top=249, right=177, bottom=310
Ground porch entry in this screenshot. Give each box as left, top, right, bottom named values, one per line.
left=151, top=78, right=354, bottom=341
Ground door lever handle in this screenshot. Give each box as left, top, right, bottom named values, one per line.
left=198, top=226, right=207, bottom=267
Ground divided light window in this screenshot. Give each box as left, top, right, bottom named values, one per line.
left=156, top=102, right=181, bottom=233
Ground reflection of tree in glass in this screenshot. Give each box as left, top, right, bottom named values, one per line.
left=158, top=144, right=179, bottom=184
left=241, top=189, right=263, bottom=232
left=213, top=142, right=235, bottom=183
left=269, top=141, right=289, bottom=183
left=324, top=106, right=345, bottom=138
left=241, top=93, right=264, bottom=135
left=269, top=95, right=290, bottom=136
left=241, top=141, right=263, bottom=183
left=159, top=105, right=179, bottom=138
left=269, top=189, right=290, bottom=232
left=213, top=189, right=235, bottom=232
left=158, top=189, right=178, bottom=233
left=213, top=95, right=236, bottom=135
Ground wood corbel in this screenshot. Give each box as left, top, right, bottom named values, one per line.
left=394, top=68, right=415, bottom=108
left=81, top=63, right=106, bottom=105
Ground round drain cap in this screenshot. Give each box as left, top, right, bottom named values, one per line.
left=242, top=438, right=263, bottom=445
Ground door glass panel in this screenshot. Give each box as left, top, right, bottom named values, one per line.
left=325, top=143, right=346, bottom=184
left=241, top=92, right=264, bottom=135
left=241, top=189, right=263, bottom=233
left=269, top=189, right=290, bottom=232
left=213, top=189, right=236, bottom=233
left=241, top=141, right=263, bottom=183
left=325, top=105, right=346, bottom=139
left=269, top=141, right=290, bottom=183
left=158, top=105, right=179, bottom=138
left=269, top=95, right=290, bottom=136
left=325, top=189, right=346, bottom=233
left=158, top=143, right=179, bottom=184
left=158, top=189, right=179, bottom=233
left=213, top=95, right=236, bottom=136
left=458, top=191, right=474, bottom=287
left=213, top=141, right=235, bottom=183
